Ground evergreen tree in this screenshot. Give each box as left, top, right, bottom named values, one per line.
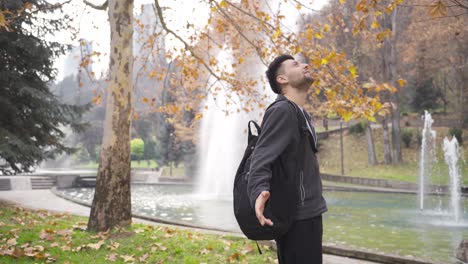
left=0, top=1, right=88, bottom=174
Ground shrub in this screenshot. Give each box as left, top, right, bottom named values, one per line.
left=401, top=128, right=413, bottom=148
left=448, top=127, right=463, bottom=145
left=349, top=121, right=366, bottom=135
left=131, top=138, right=145, bottom=161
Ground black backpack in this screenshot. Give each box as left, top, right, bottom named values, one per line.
left=233, top=100, right=307, bottom=242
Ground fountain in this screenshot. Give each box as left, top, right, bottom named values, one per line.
left=418, top=110, right=437, bottom=210
left=443, top=136, right=462, bottom=223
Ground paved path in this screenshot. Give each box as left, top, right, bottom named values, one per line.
left=0, top=190, right=378, bottom=264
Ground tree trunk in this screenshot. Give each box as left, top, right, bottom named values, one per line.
left=88, top=0, right=134, bottom=232
left=340, top=121, right=344, bottom=175
left=380, top=6, right=402, bottom=164
left=382, top=117, right=393, bottom=164
left=389, top=6, right=402, bottom=164
left=365, top=122, right=378, bottom=165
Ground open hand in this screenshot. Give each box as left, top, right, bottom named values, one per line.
left=255, top=191, right=274, bottom=226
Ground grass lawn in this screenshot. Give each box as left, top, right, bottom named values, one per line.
left=318, top=127, right=468, bottom=185
left=0, top=201, right=276, bottom=263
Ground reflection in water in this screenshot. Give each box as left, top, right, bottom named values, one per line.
left=57, top=186, right=468, bottom=263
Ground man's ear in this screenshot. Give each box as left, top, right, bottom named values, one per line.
left=276, top=75, right=287, bottom=85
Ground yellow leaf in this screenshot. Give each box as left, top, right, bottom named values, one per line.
left=273, top=28, right=281, bottom=38
left=371, top=21, right=379, bottom=29
left=296, top=3, right=302, bottom=10
left=305, top=28, right=314, bottom=40
left=142, top=97, right=149, bottom=103
left=376, top=29, right=392, bottom=41
left=133, top=112, right=138, bottom=120
left=339, top=0, right=346, bottom=4
left=323, top=24, right=330, bottom=33
left=315, top=32, right=323, bottom=39
left=321, top=58, right=328, bottom=65
left=313, top=58, right=321, bottom=68
left=342, top=111, right=353, bottom=122
left=397, top=79, right=406, bottom=87
left=429, top=1, right=447, bottom=17
left=194, top=113, right=203, bottom=121
left=238, top=57, right=244, bottom=64
left=211, top=6, right=217, bottom=12
left=349, top=66, right=357, bottom=78
left=220, top=0, right=228, bottom=8
left=366, top=115, right=377, bottom=122
left=0, top=12, right=6, bottom=28
left=149, top=70, right=158, bottom=78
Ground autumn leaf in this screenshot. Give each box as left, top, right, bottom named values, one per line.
left=106, top=253, right=118, bottom=262
left=7, top=238, right=17, bottom=246
left=219, top=0, right=228, bottom=8
left=39, top=229, right=55, bottom=241
left=121, top=254, right=135, bottom=263
left=87, top=240, right=105, bottom=250
left=315, top=32, right=323, bottom=39
left=56, top=229, right=73, bottom=237
left=24, top=2, right=34, bottom=10
left=194, top=113, right=203, bottom=121
left=397, top=79, right=406, bottom=87
left=0, top=12, right=7, bottom=29
left=107, top=241, right=120, bottom=250
left=200, top=248, right=210, bottom=254
left=349, top=66, right=358, bottom=78
left=305, top=28, right=314, bottom=40
left=371, top=21, right=379, bottom=29
left=228, top=252, right=241, bottom=263
left=139, top=253, right=149, bottom=262
left=376, top=29, right=392, bottom=41
left=241, top=244, right=254, bottom=255
left=273, top=28, right=281, bottom=39
left=339, top=0, right=346, bottom=4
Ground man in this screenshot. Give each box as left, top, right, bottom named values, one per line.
left=247, top=54, right=327, bottom=263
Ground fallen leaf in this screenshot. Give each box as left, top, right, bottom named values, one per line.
left=121, top=254, right=135, bottom=263
left=228, top=252, right=241, bottom=263
left=200, top=248, right=210, bottom=255
left=87, top=240, right=105, bottom=250
left=241, top=244, right=254, bottom=255
left=39, top=229, right=55, bottom=241
left=134, top=228, right=145, bottom=234
left=106, top=253, right=118, bottom=262
left=107, top=241, right=120, bottom=250
left=7, top=238, right=17, bottom=246
left=139, top=253, right=149, bottom=262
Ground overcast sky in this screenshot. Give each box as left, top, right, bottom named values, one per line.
left=50, top=0, right=328, bottom=81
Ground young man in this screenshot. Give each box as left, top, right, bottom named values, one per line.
left=247, top=54, right=328, bottom=263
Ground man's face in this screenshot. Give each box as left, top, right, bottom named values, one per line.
left=277, top=59, right=313, bottom=90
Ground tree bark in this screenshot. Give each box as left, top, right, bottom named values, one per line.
left=340, top=121, right=344, bottom=175
left=380, top=6, right=402, bottom=164
left=389, top=6, right=402, bottom=164
left=88, top=0, right=134, bottom=232
left=365, top=121, right=378, bottom=165
left=382, top=117, right=392, bottom=164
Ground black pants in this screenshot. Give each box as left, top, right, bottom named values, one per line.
left=275, top=215, right=323, bottom=264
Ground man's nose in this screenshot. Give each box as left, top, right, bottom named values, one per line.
left=303, top=64, right=309, bottom=69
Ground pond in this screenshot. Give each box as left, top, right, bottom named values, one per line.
left=56, top=185, right=468, bottom=263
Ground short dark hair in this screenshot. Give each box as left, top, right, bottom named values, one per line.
left=266, top=54, right=294, bottom=94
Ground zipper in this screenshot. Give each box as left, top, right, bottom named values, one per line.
left=299, top=170, right=305, bottom=205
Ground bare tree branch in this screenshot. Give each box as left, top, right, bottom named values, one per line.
left=153, top=0, right=223, bottom=82
left=211, top=0, right=268, bottom=66
left=83, top=0, right=108, bottom=10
